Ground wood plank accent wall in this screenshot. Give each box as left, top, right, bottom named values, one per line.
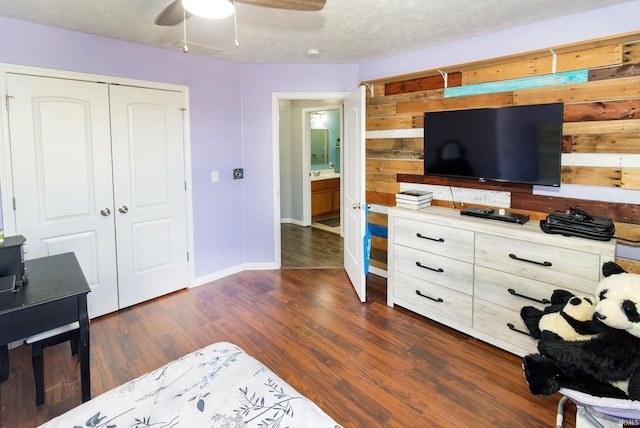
left=364, top=32, right=640, bottom=274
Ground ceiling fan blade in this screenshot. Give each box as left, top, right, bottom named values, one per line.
left=155, top=0, right=192, bottom=26
left=155, top=0, right=325, bottom=26
left=237, top=0, right=326, bottom=11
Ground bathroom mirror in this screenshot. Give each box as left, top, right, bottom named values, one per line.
left=310, top=129, right=329, bottom=166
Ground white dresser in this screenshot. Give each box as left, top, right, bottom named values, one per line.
left=387, top=206, right=616, bottom=356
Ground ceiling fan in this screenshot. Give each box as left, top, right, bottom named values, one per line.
left=155, top=0, right=326, bottom=26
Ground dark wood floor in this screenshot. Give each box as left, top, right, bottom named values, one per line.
left=1, top=268, right=575, bottom=427
left=281, top=223, right=343, bottom=268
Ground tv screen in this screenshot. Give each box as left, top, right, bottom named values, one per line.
left=423, top=103, right=563, bottom=186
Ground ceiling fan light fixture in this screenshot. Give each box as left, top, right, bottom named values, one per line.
left=182, top=0, right=235, bottom=19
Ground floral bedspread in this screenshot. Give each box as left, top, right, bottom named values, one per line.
left=39, top=342, right=342, bottom=428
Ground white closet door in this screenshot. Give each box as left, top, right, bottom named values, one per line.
left=6, top=73, right=119, bottom=318
left=109, top=85, right=189, bottom=309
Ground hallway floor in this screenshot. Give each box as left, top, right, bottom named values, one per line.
left=281, top=223, right=343, bottom=268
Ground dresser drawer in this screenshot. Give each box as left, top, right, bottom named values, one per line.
left=394, top=271, right=472, bottom=327
left=393, top=217, right=474, bottom=263
left=473, top=298, right=537, bottom=354
left=394, top=244, right=473, bottom=295
left=474, top=265, right=583, bottom=309
left=475, top=233, right=601, bottom=291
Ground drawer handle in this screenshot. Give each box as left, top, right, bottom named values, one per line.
left=416, top=233, right=444, bottom=243
left=507, top=323, right=533, bottom=337
left=416, top=261, right=444, bottom=273
left=508, top=288, right=551, bottom=305
left=416, top=290, right=444, bottom=303
left=509, top=253, right=552, bottom=267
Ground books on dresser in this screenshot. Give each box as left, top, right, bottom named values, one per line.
left=395, top=190, right=432, bottom=210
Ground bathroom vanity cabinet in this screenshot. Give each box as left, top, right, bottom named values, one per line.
left=312, top=178, right=340, bottom=220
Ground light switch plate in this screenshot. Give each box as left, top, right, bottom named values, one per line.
left=211, top=171, right=219, bottom=182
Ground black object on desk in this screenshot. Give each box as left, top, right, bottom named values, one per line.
left=0, top=235, right=27, bottom=286
left=0, top=252, right=91, bottom=403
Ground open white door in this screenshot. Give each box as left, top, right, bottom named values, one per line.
left=343, top=86, right=367, bottom=302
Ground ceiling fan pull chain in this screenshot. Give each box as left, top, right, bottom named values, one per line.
left=233, top=0, right=240, bottom=47
left=183, top=8, right=189, bottom=53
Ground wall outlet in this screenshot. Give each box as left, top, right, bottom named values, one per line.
left=233, top=168, right=244, bottom=179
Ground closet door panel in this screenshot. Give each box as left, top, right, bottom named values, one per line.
left=6, top=73, right=119, bottom=318
left=109, top=85, right=189, bottom=309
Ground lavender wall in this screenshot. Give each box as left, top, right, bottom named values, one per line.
left=239, top=64, right=359, bottom=264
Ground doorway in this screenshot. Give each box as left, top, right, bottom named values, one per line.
left=305, top=106, right=342, bottom=235
left=273, top=87, right=367, bottom=301
left=273, top=93, right=347, bottom=269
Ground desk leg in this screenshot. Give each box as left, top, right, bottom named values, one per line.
left=0, top=344, right=7, bottom=381
left=78, top=297, right=91, bottom=402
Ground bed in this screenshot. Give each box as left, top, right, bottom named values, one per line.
left=39, top=342, right=342, bottom=428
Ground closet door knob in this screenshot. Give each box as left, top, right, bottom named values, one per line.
left=100, top=208, right=111, bottom=216
left=119, top=205, right=129, bottom=214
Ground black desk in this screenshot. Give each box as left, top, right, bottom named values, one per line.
left=0, top=252, right=91, bottom=402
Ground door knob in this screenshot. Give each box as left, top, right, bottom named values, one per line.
left=118, top=205, right=129, bottom=214
left=352, top=203, right=371, bottom=210
left=100, top=208, right=111, bottom=216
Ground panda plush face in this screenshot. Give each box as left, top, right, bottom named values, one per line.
left=595, top=273, right=640, bottom=338
left=564, top=296, right=596, bottom=322
left=536, top=295, right=597, bottom=341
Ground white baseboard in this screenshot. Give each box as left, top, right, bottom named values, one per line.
left=281, top=217, right=305, bottom=226
left=193, top=262, right=278, bottom=288
left=192, top=264, right=245, bottom=288
left=244, top=262, right=277, bottom=271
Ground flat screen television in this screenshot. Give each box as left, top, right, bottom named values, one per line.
left=423, top=103, right=563, bottom=187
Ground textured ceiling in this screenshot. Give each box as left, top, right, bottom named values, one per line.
left=0, top=0, right=634, bottom=63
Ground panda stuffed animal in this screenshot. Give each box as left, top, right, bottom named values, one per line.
left=520, top=289, right=599, bottom=341
left=521, top=288, right=626, bottom=398
left=523, top=262, right=640, bottom=399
